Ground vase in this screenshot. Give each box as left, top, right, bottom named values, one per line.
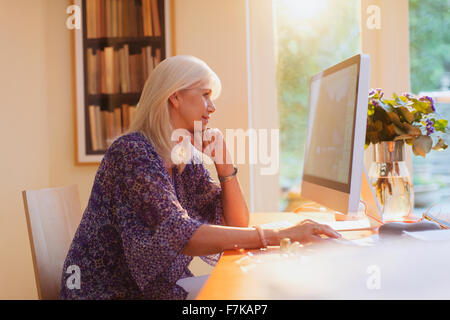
left=368, top=141, right=414, bottom=222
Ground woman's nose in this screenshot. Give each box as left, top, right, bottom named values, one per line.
left=207, top=102, right=216, bottom=114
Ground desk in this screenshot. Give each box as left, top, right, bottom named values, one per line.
left=196, top=211, right=375, bottom=300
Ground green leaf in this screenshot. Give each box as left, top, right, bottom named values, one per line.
left=373, top=105, right=391, bottom=123
left=412, top=135, right=433, bottom=157
left=388, top=111, right=402, bottom=126
left=408, top=126, right=422, bottom=136
left=399, top=95, right=409, bottom=103
left=412, top=100, right=433, bottom=114
left=399, top=106, right=414, bottom=123
left=378, top=100, right=392, bottom=113
left=383, top=99, right=396, bottom=107
left=385, top=123, right=396, bottom=137
left=434, top=119, right=448, bottom=133
left=414, top=112, right=423, bottom=122
left=393, top=124, right=407, bottom=136
left=432, top=137, right=448, bottom=151
left=368, top=104, right=375, bottom=116
left=394, top=93, right=407, bottom=106
left=374, top=120, right=383, bottom=132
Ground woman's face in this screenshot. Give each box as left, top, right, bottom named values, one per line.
left=169, top=87, right=216, bottom=133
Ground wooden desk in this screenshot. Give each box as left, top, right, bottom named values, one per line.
left=196, top=212, right=375, bottom=300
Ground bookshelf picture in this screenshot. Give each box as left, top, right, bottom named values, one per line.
left=73, top=0, right=172, bottom=163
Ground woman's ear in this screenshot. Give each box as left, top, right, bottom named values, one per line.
left=169, top=92, right=181, bottom=109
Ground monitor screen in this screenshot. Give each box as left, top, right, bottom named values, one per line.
left=301, top=54, right=370, bottom=216
left=303, top=60, right=360, bottom=193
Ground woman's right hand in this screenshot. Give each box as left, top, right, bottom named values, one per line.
left=276, top=219, right=342, bottom=244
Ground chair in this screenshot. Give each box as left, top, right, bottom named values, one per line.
left=22, top=185, right=82, bottom=300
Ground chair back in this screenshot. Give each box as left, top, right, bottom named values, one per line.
left=22, top=185, right=82, bottom=300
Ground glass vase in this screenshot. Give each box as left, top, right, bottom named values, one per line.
left=368, top=141, right=414, bottom=222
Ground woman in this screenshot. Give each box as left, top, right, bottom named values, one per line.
left=60, top=55, right=341, bottom=300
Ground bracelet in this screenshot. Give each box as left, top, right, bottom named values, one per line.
left=218, top=166, right=238, bottom=183
left=254, top=225, right=268, bottom=248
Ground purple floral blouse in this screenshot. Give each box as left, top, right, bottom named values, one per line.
left=60, top=132, right=224, bottom=300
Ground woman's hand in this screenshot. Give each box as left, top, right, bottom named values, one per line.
left=190, top=128, right=232, bottom=166
left=276, top=219, right=342, bottom=244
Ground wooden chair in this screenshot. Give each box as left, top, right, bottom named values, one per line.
left=22, top=185, right=82, bottom=300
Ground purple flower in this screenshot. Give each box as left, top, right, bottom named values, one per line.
left=403, top=92, right=413, bottom=99
left=426, top=119, right=435, bottom=135
left=375, top=88, right=384, bottom=98
left=369, top=89, right=376, bottom=96
left=371, top=99, right=380, bottom=107
left=420, top=96, right=436, bottom=112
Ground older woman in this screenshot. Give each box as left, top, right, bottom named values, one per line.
left=60, top=55, right=341, bottom=300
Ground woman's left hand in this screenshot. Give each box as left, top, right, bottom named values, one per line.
left=191, top=128, right=231, bottom=165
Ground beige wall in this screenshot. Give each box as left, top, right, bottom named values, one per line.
left=361, top=0, right=411, bottom=96
left=0, top=0, right=50, bottom=299
left=0, top=0, right=97, bottom=299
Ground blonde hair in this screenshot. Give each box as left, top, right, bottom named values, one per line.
left=128, top=55, right=222, bottom=166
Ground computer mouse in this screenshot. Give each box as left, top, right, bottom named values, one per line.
left=379, top=220, right=440, bottom=238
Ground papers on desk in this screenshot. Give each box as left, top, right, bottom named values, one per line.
left=404, top=229, right=450, bottom=241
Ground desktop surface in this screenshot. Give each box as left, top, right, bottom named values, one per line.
left=196, top=211, right=450, bottom=300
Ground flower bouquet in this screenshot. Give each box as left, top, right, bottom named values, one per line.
left=365, top=89, right=449, bottom=221
left=366, top=89, right=448, bottom=155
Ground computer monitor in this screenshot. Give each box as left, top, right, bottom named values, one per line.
left=301, top=54, right=371, bottom=217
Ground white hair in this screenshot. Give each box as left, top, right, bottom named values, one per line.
left=128, top=55, right=222, bottom=166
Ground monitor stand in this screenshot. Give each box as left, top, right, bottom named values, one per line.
left=334, top=167, right=383, bottom=229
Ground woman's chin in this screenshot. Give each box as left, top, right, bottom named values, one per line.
left=200, top=120, right=209, bottom=130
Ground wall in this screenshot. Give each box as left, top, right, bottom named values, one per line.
left=0, top=0, right=50, bottom=299
left=361, top=0, right=411, bottom=96
left=0, top=0, right=98, bottom=299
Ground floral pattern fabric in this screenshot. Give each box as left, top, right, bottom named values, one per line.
left=60, top=132, right=223, bottom=299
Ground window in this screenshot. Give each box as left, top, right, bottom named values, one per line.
left=274, top=0, right=361, bottom=210
left=410, top=0, right=450, bottom=211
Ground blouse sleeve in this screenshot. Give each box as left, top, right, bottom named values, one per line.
left=192, top=163, right=225, bottom=266
left=193, top=163, right=224, bottom=226
left=113, top=140, right=203, bottom=295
